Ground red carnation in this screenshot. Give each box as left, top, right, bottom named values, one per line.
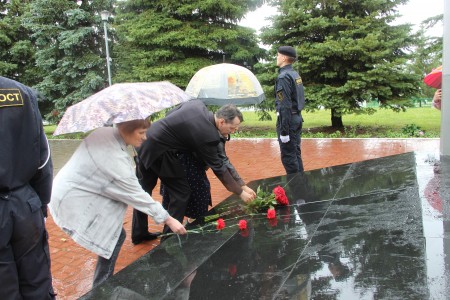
left=273, top=186, right=289, bottom=205
left=278, top=194, right=289, bottom=205
left=269, top=218, right=278, bottom=227
left=238, top=219, right=247, bottom=230
left=240, top=228, right=249, bottom=237
left=216, top=218, right=225, bottom=230
left=267, top=208, right=276, bottom=219
left=228, top=264, right=237, bottom=277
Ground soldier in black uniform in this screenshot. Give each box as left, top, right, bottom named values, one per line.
left=0, top=76, right=55, bottom=299
left=275, top=46, right=306, bottom=174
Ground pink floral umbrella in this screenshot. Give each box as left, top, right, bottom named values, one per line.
left=54, top=81, right=192, bottom=135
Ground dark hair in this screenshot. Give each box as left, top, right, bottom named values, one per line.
left=216, top=104, right=243, bottom=123
left=116, top=118, right=151, bottom=134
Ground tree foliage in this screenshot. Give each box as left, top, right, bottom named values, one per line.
left=407, top=14, right=443, bottom=99
left=113, top=0, right=267, bottom=88
left=22, top=0, right=113, bottom=120
left=0, top=0, right=38, bottom=85
left=260, top=0, right=420, bottom=127
left=1, top=0, right=442, bottom=125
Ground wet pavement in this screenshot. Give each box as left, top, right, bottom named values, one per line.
left=46, top=138, right=445, bottom=299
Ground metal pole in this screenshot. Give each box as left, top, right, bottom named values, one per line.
left=103, top=20, right=112, bottom=86
left=442, top=0, right=450, bottom=156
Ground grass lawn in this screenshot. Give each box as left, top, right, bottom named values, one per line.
left=45, top=107, right=441, bottom=139
left=236, top=107, right=441, bottom=138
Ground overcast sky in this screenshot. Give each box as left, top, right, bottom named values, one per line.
left=240, top=0, right=444, bottom=36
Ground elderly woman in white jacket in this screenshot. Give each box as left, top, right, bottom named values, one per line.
left=49, top=119, right=186, bottom=287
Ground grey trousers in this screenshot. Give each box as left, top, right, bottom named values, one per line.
left=92, top=227, right=126, bottom=288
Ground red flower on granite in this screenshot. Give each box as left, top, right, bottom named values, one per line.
left=216, top=218, right=225, bottom=230
left=267, top=208, right=276, bottom=219
left=268, top=217, right=278, bottom=227
left=240, top=228, right=249, bottom=237
left=273, top=186, right=289, bottom=205
left=238, top=219, right=247, bottom=230
left=228, top=264, right=237, bottom=277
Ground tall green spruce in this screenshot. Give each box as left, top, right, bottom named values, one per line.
left=23, top=0, right=114, bottom=121
left=261, top=0, right=418, bottom=127
left=113, top=0, right=266, bottom=88
left=0, top=0, right=39, bottom=86
left=407, top=14, right=443, bottom=99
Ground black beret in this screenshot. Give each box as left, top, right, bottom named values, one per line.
left=278, top=46, right=297, bottom=59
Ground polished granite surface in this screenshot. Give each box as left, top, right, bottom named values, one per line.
left=81, top=152, right=450, bottom=299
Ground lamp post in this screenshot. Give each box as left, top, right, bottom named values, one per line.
left=100, top=10, right=112, bottom=86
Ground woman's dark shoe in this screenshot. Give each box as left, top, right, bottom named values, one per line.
left=132, top=232, right=161, bottom=245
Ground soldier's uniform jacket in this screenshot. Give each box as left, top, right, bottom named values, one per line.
left=0, top=76, right=52, bottom=213
left=0, top=76, right=55, bottom=299
left=275, top=64, right=305, bottom=135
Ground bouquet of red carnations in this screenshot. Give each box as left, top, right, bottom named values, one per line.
left=245, top=185, right=289, bottom=213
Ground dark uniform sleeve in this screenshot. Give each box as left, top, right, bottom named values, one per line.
left=0, top=77, right=53, bottom=218
left=29, top=158, right=53, bottom=217
left=276, top=75, right=294, bottom=136
left=29, top=102, right=53, bottom=218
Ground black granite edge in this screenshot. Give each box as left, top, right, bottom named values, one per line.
left=80, top=197, right=249, bottom=299
left=80, top=230, right=241, bottom=299
left=81, top=151, right=438, bottom=299
left=274, top=185, right=427, bottom=299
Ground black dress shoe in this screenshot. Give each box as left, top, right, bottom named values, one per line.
left=132, top=232, right=162, bottom=245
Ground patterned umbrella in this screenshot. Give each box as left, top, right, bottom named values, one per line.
left=423, top=65, right=442, bottom=89
left=54, top=81, right=192, bottom=135
left=185, top=63, right=265, bottom=106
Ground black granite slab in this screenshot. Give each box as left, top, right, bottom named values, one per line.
left=80, top=152, right=450, bottom=299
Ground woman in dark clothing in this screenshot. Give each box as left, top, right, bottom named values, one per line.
left=161, top=152, right=212, bottom=220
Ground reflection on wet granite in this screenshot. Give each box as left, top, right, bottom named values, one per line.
left=81, top=152, right=450, bottom=299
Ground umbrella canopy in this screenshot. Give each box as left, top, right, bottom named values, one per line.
left=423, top=65, right=442, bottom=89
left=54, top=81, right=191, bottom=135
left=185, top=63, right=265, bottom=106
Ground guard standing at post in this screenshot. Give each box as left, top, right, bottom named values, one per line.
left=0, top=76, right=55, bottom=299
left=275, top=46, right=306, bottom=174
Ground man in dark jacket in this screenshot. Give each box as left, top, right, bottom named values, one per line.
left=275, top=46, right=306, bottom=174
left=159, top=104, right=256, bottom=223
left=0, top=76, right=55, bottom=299
left=132, top=100, right=255, bottom=243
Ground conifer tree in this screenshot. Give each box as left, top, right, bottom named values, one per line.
left=0, top=0, right=38, bottom=85
left=261, top=0, right=418, bottom=127
left=408, top=14, right=443, bottom=99
left=113, top=0, right=266, bottom=88
left=23, top=0, right=113, bottom=120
